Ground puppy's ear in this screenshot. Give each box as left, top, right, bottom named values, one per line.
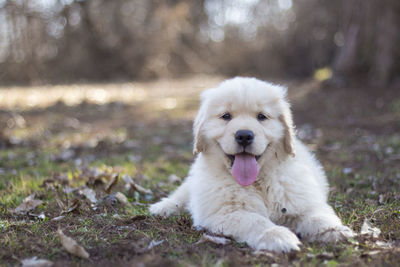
left=193, top=98, right=208, bottom=155
left=279, top=100, right=295, bottom=157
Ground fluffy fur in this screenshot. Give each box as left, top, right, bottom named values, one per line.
left=150, top=77, right=354, bottom=252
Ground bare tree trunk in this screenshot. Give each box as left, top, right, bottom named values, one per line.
left=333, top=0, right=399, bottom=86
left=332, top=0, right=363, bottom=83
left=370, top=1, right=399, bottom=86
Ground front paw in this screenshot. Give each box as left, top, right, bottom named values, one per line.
left=255, top=226, right=301, bottom=253
left=149, top=198, right=179, bottom=217
left=311, top=225, right=355, bottom=243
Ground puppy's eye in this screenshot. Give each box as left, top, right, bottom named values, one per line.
left=221, top=112, right=232, bottom=121
left=257, top=113, right=268, bottom=121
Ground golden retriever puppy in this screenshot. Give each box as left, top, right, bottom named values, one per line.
left=150, top=77, right=354, bottom=252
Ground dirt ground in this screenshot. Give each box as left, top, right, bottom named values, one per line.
left=0, top=77, right=399, bottom=266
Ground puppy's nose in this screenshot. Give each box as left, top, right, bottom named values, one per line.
left=235, top=130, right=254, bottom=147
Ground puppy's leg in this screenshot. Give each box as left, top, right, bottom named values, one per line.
left=201, top=209, right=301, bottom=252
left=149, top=180, right=189, bottom=217
left=295, top=206, right=354, bottom=242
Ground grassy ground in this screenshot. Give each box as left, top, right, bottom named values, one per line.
left=0, top=77, right=399, bottom=266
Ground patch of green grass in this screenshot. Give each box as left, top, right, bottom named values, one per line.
left=1, top=86, right=400, bottom=266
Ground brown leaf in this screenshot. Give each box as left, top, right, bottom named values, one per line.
left=81, top=167, right=106, bottom=186
left=104, top=173, right=119, bottom=194
left=9, top=194, right=44, bottom=214
left=361, top=250, right=381, bottom=257
left=57, top=229, right=90, bottom=259
left=122, top=175, right=152, bottom=195
left=132, top=183, right=152, bottom=195
left=122, top=174, right=134, bottom=191
left=55, top=198, right=65, bottom=210
left=61, top=198, right=80, bottom=214
left=115, top=192, right=130, bottom=206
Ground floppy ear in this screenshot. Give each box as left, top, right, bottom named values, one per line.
left=193, top=98, right=208, bottom=155
left=279, top=100, right=295, bottom=157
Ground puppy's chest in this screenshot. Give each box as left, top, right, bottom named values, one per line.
left=254, top=180, right=303, bottom=226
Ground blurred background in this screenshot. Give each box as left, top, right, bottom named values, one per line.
left=1, top=3, right=400, bottom=263
left=0, top=0, right=399, bottom=86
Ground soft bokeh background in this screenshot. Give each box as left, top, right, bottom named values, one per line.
left=0, top=0, right=398, bottom=86
left=1, top=1, right=400, bottom=266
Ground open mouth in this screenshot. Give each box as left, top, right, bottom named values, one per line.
left=227, top=153, right=261, bottom=167
left=226, top=152, right=261, bottom=187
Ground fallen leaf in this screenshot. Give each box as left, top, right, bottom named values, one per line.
left=132, top=183, right=152, bottom=195
left=115, top=192, right=130, bottom=206
left=9, top=194, right=43, bottom=214
left=196, top=233, right=231, bottom=245
left=57, top=229, right=89, bottom=259
left=81, top=167, right=106, bottom=186
left=21, top=256, right=53, bottom=267
left=105, top=173, right=119, bottom=194
left=374, top=241, right=394, bottom=249
left=361, top=250, right=381, bottom=257
left=147, top=239, right=164, bottom=250
left=360, top=219, right=381, bottom=238
left=79, top=188, right=97, bottom=203
left=61, top=199, right=80, bottom=214
left=55, top=198, right=65, bottom=210
left=122, top=175, right=152, bottom=195
left=51, top=215, right=65, bottom=221
left=122, top=174, right=134, bottom=190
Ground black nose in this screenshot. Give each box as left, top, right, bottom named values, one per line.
left=235, top=130, right=254, bottom=147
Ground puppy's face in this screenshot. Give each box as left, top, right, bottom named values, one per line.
left=194, top=77, right=295, bottom=186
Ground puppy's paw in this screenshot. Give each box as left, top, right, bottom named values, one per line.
left=311, top=225, right=355, bottom=243
left=255, top=226, right=301, bottom=253
left=149, top=198, right=180, bottom=217
left=298, top=215, right=355, bottom=243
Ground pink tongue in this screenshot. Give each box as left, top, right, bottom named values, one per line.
left=232, top=153, right=259, bottom=186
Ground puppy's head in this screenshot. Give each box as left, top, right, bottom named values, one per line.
left=193, top=77, right=295, bottom=186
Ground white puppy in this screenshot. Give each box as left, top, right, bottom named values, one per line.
left=150, top=77, right=354, bottom=252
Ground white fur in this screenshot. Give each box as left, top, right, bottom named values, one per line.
left=150, top=77, right=354, bottom=252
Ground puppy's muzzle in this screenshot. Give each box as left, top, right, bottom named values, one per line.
left=235, top=130, right=254, bottom=147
